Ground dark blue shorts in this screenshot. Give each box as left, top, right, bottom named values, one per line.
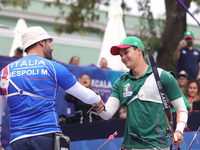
left=10, top=134, right=54, bottom=150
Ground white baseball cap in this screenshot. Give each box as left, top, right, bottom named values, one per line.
left=22, top=26, right=53, bottom=51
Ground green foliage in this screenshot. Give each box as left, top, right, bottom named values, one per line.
left=0, top=0, right=131, bottom=35
left=121, top=0, right=131, bottom=12
left=0, top=0, right=30, bottom=10
left=44, top=0, right=110, bottom=34
left=136, top=0, right=164, bottom=54
left=44, top=0, right=131, bottom=34
left=193, top=0, right=200, bottom=14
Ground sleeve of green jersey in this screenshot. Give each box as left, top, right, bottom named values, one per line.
left=181, top=93, right=190, bottom=111
left=160, top=71, right=182, bottom=101
left=110, top=78, right=120, bottom=99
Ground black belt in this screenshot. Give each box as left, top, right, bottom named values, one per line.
left=41, top=133, right=55, bottom=138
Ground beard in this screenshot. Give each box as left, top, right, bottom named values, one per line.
left=44, top=46, right=53, bottom=60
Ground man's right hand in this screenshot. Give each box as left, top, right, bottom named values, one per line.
left=92, top=99, right=105, bottom=114
left=177, top=39, right=187, bottom=50
left=0, top=145, right=5, bottom=150
left=174, top=39, right=187, bottom=61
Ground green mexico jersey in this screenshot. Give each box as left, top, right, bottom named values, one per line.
left=110, top=65, right=182, bottom=149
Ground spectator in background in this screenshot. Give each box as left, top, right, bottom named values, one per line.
left=69, top=56, right=80, bottom=65
left=174, top=31, right=200, bottom=80
left=169, top=71, right=190, bottom=111
left=99, top=58, right=110, bottom=69
left=13, top=47, right=23, bottom=58
left=58, top=114, right=68, bottom=125
left=65, top=74, right=101, bottom=124
left=177, top=70, right=188, bottom=93
left=184, top=79, right=200, bottom=110
left=118, top=106, right=127, bottom=119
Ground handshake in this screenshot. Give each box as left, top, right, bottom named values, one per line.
left=0, top=145, right=5, bottom=150
left=87, top=99, right=105, bottom=114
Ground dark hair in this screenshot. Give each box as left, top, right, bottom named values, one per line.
left=16, top=47, right=23, bottom=52
left=59, top=114, right=67, bottom=118
left=100, top=57, right=107, bottom=61
left=80, top=73, right=91, bottom=78
left=25, top=42, right=37, bottom=53
left=184, top=79, right=200, bottom=97
left=79, top=74, right=92, bottom=88
left=132, top=46, right=145, bottom=57
left=69, top=56, right=80, bottom=64
left=132, top=46, right=137, bottom=50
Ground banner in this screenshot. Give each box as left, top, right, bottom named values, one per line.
left=57, top=62, right=124, bottom=116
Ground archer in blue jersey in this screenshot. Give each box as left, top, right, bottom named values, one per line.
left=0, top=26, right=100, bottom=150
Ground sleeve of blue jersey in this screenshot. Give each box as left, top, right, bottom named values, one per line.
left=54, top=62, right=77, bottom=90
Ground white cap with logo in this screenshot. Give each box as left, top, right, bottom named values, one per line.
left=22, top=26, right=53, bottom=51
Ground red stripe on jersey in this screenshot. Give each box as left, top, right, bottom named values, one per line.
left=1, top=66, right=9, bottom=96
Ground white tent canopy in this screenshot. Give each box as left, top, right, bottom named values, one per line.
left=97, top=1, right=128, bottom=71
left=9, top=18, right=28, bottom=57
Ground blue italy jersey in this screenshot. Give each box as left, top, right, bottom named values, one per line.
left=0, top=55, right=76, bottom=143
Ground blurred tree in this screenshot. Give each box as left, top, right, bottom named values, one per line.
left=44, top=0, right=131, bottom=35
left=136, top=0, right=200, bottom=71
left=1, top=0, right=200, bottom=70
left=156, top=0, right=192, bottom=71
left=0, top=0, right=30, bottom=10
left=44, top=0, right=200, bottom=70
